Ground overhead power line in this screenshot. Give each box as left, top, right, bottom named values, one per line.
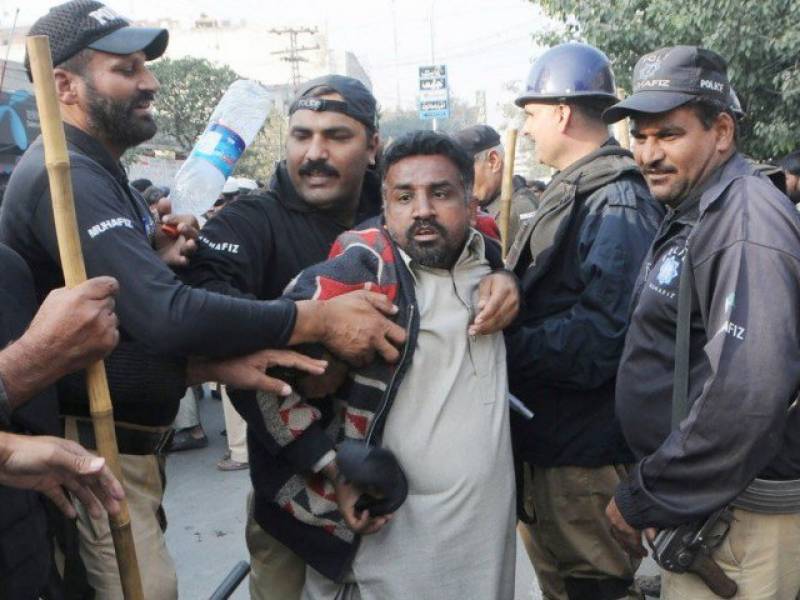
left=269, top=26, right=320, bottom=91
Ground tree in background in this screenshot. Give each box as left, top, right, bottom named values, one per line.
left=138, top=57, right=287, bottom=184
left=235, top=107, right=288, bottom=183
left=149, top=57, right=240, bottom=153
left=534, top=0, right=800, bottom=159
left=380, top=95, right=480, bottom=142
left=494, top=80, right=550, bottom=181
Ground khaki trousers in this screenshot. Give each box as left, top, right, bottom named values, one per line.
left=247, top=492, right=305, bottom=600
left=519, top=463, right=641, bottom=600
left=65, top=418, right=177, bottom=600
left=302, top=566, right=360, bottom=600
left=221, top=386, right=248, bottom=463
left=172, top=387, right=200, bottom=430
left=661, top=508, right=800, bottom=600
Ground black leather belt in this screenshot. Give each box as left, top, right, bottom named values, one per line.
left=66, top=418, right=174, bottom=456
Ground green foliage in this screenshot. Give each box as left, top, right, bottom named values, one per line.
left=149, top=57, right=239, bottom=153
left=534, top=0, right=800, bottom=159
left=235, top=107, right=288, bottom=183
left=146, top=57, right=288, bottom=183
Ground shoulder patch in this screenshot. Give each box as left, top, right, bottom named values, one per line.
left=198, top=235, right=240, bottom=254
left=86, top=217, right=134, bottom=238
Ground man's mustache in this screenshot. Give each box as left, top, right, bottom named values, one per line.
left=299, top=160, right=340, bottom=178
left=127, top=91, right=156, bottom=112
left=643, top=162, right=677, bottom=176
left=407, top=219, right=447, bottom=240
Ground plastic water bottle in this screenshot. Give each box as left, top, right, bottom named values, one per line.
left=169, top=80, right=271, bottom=218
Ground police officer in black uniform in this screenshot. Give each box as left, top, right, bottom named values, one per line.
left=506, top=42, right=663, bottom=600
left=182, top=75, right=384, bottom=598
left=0, top=2, right=405, bottom=596
left=0, top=242, right=121, bottom=598
left=604, top=46, right=800, bottom=599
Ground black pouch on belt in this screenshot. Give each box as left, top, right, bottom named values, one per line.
left=336, top=440, right=408, bottom=517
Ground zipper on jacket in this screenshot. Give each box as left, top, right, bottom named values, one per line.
left=365, top=304, right=415, bottom=444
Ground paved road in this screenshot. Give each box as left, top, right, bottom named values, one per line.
left=163, top=391, right=655, bottom=599
left=164, top=392, right=251, bottom=599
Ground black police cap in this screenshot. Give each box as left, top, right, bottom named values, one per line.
left=25, top=0, right=168, bottom=81
left=453, top=125, right=502, bottom=158
left=603, top=46, right=730, bottom=123
left=290, top=74, right=378, bottom=131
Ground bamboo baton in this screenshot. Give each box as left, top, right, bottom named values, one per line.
left=498, top=127, right=518, bottom=260
left=26, top=35, right=144, bottom=600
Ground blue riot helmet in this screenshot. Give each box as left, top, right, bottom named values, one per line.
left=515, top=42, right=618, bottom=107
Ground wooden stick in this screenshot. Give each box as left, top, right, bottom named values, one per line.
left=26, top=35, right=144, bottom=600
left=498, top=127, right=518, bottom=260
left=614, top=87, right=631, bottom=150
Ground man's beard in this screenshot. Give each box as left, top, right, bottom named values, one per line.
left=399, top=218, right=467, bottom=270
left=85, top=78, right=157, bottom=150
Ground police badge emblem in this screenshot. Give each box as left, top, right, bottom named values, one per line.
left=656, top=254, right=681, bottom=286
left=636, top=48, right=672, bottom=82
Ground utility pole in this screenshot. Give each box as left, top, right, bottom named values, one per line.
left=476, top=90, right=487, bottom=123
left=391, top=0, right=401, bottom=110
left=429, top=0, right=437, bottom=132
left=270, top=27, right=319, bottom=92
left=0, top=8, right=20, bottom=93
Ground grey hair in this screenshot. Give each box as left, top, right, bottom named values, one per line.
left=474, top=143, right=504, bottom=163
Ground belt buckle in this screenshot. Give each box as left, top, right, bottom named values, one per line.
left=154, top=429, right=175, bottom=455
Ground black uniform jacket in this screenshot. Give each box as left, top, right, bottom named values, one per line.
left=615, top=153, right=800, bottom=529
left=506, top=140, right=663, bottom=467
left=0, top=125, right=296, bottom=425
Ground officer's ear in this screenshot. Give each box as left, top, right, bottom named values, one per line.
left=53, top=68, right=81, bottom=106
left=367, top=132, right=380, bottom=167
left=713, top=112, right=736, bottom=154
left=557, top=103, right=573, bottom=133
left=487, top=149, right=503, bottom=174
